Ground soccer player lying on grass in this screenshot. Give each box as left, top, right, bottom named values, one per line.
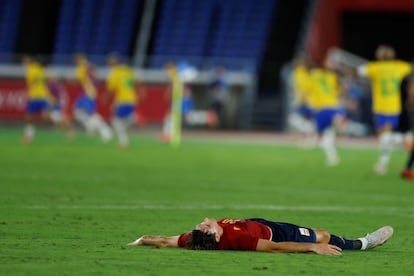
left=128, top=217, right=393, bottom=256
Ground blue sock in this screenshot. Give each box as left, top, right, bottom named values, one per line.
left=329, top=235, right=361, bottom=250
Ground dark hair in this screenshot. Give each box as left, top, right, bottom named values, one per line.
left=186, top=230, right=219, bottom=250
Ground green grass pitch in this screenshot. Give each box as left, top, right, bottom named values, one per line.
left=1, top=129, right=414, bottom=275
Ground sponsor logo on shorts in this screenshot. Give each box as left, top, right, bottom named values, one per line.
left=299, top=228, right=310, bottom=236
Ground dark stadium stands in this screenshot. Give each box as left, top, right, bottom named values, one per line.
left=150, top=0, right=277, bottom=71
left=0, top=0, right=277, bottom=72
left=53, top=0, right=141, bottom=65
left=0, top=0, right=22, bottom=62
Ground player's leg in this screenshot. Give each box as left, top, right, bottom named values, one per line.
left=314, top=229, right=361, bottom=250
left=23, top=113, right=35, bottom=144
left=22, top=99, right=47, bottom=143
left=161, top=112, right=172, bottom=142
left=401, top=146, right=414, bottom=180
left=316, top=109, right=339, bottom=166
left=315, top=226, right=393, bottom=250
left=88, top=113, right=113, bottom=142
left=73, top=96, right=94, bottom=134
left=374, top=115, right=396, bottom=175
left=112, top=104, right=134, bottom=148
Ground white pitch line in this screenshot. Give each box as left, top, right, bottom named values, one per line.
left=1, top=204, right=414, bottom=217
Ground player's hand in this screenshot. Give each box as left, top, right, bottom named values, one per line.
left=312, top=244, right=342, bottom=256
left=127, top=236, right=144, bottom=246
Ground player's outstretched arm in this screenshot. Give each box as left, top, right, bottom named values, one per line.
left=127, top=235, right=179, bottom=248
left=256, top=239, right=342, bottom=256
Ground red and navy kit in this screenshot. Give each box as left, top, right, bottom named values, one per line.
left=178, top=218, right=271, bottom=251
left=178, top=218, right=317, bottom=251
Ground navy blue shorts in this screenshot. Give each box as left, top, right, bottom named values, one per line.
left=75, top=96, right=96, bottom=115
left=249, top=218, right=317, bottom=243
left=115, top=104, right=135, bottom=119
left=314, top=108, right=345, bottom=133
left=26, top=99, right=50, bottom=114
left=374, top=113, right=399, bottom=130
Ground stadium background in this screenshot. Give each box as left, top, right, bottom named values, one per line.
left=1, top=0, right=414, bottom=132
left=1, top=1, right=414, bottom=275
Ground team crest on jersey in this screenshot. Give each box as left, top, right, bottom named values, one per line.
left=299, top=228, right=310, bottom=236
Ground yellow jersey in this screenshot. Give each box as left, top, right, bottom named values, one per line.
left=363, top=60, right=411, bottom=114
left=308, top=68, right=341, bottom=111
left=26, top=62, right=50, bottom=100
left=75, top=61, right=97, bottom=98
left=292, top=65, right=310, bottom=105
left=106, top=65, right=137, bottom=105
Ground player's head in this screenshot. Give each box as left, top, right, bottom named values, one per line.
left=186, top=230, right=219, bottom=250
left=107, top=53, right=120, bottom=67
left=21, top=55, right=33, bottom=66
left=73, top=53, right=87, bottom=65
left=164, top=62, right=178, bottom=78
left=375, top=45, right=395, bottom=60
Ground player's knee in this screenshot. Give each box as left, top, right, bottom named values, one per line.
left=315, top=229, right=331, bottom=243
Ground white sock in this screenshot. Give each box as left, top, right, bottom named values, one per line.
left=92, top=114, right=113, bottom=142
left=378, top=132, right=393, bottom=166
left=162, top=114, right=172, bottom=136
left=358, top=237, right=368, bottom=250
left=112, top=118, right=128, bottom=146
left=24, top=124, right=35, bottom=138
left=320, top=128, right=339, bottom=164
left=74, top=110, right=92, bottom=132
left=50, top=110, right=62, bottom=124
left=288, top=113, right=315, bottom=134
left=391, top=132, right=403, bottom=146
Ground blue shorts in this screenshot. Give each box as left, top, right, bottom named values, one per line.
left=250, top=218, right=317, bottom=243
left=182, top=96, right=193, bottom=116
left=314, top=108, right=345, bottom=133
left=297, top=105, right=314, bottom=119
left=374, top=114, right=399, bottom=130
left=115, top=104, right=135, bottom=119
left=26, top=99, right=50, bottom=114
left=75, top=96, right=96, bottom=115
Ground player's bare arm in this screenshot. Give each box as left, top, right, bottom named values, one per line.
left=128, top=235, right=179, bottom=248
left=256, top=239, right=342, bottom=256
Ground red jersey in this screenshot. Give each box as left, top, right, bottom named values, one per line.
left=178, top=219, right=271, bottom=251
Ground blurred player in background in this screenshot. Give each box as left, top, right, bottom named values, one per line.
left=21, top=55, right=52, bottom=143
left=46, top=73, right=72, bottom=136
left=105, top=55, right=137, bottom=149
left=288, top=56, right=317, bottom=147
left=357, top=45, right=412, bottom=175
left=308, top=57, right=346, bottom=166
left=209, top=65, right=229, bottom=128
left=338, top=68, right=370, bottom=137
left=161, top=63, right=218, bottom=147
left=73, top=53, right=112, bottom=142
left=161, top=63, right=183, bottom=147
left=399, top=69, right=414, bottom=180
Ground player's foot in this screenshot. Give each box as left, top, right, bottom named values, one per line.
left=127, top=237, right=143, bottom=246
left=326, top=156, right=340, bottom=167
left=101, top=130, right=113, bottom=143
left=374, top=163, right=387, bottom=176
left=22, top=135, right=32, bottom=144
left=118, top=142, right=129, bottom=150
left=401, top=169, right=414, bottom=181
left=359, top=226, right=393, bottom=250
left=160, top=133, right=171, bottom=143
